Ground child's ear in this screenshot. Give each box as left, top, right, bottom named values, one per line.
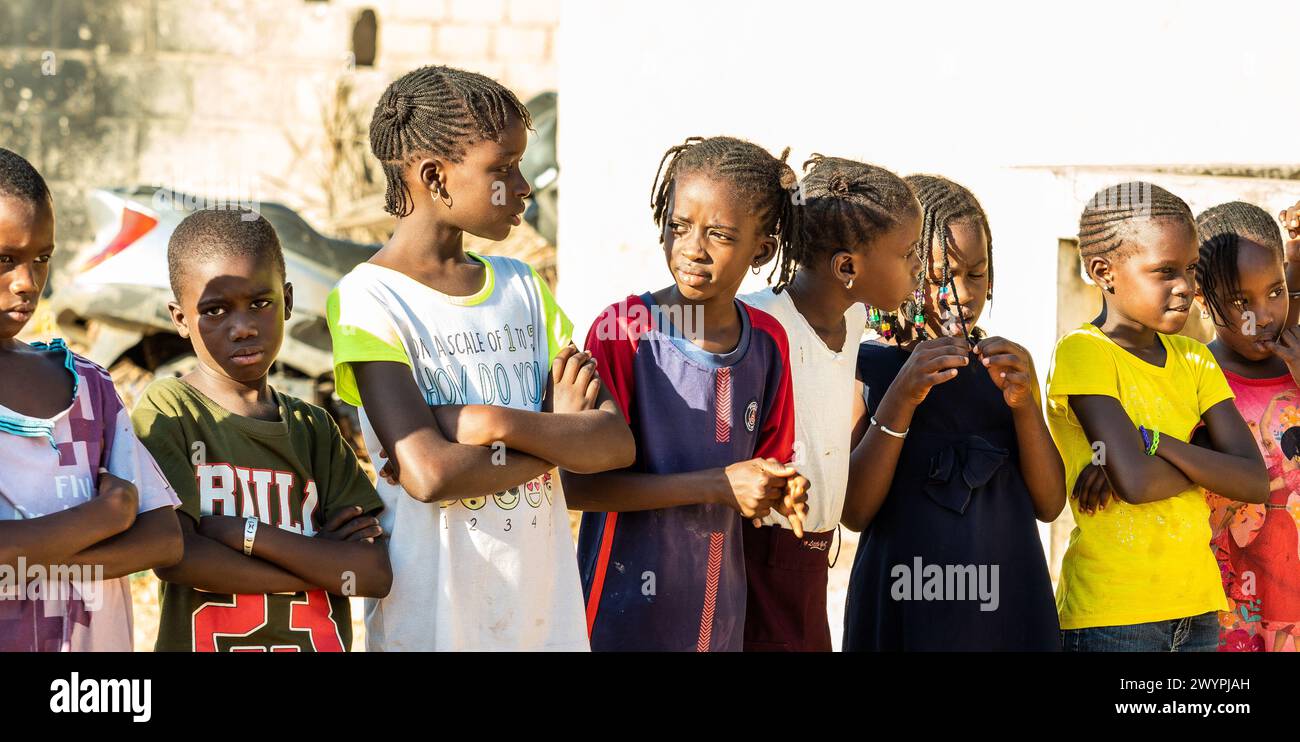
left=1086, top=256, right=1114, bottom=293
left=417, top=158, right=449, bottom=200
left=166, top=300, right=190, bottom=339
left=753, top=235, right=779, bottom=268
left=282, top=282, right=294, bottom=320
left=832, top=249, right=856, bottom=286
left=1193, top=289, right=1209, bottom=319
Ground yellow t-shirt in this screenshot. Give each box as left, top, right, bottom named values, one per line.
left=1046, top=323, right=1232, bottom=629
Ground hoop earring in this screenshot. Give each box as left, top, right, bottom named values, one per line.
left=431, top=186, right=452, bottom=209
left=751, top=265, right=761, bottom=275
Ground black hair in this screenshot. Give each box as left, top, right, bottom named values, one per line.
left=369, top=65, right=532, bottom=218
left=1281, top=426, right=1300, bottom=460
left=1195, top=201, right=1286, bottom=327
left=903, top=174, right=992, bottom=340
left=167, top=209, right=285, bottom=301
left=1078, top=181, right=1195, bottom=260
left=787, top=155, right=918, bottom=291
left=0, top=147, right=52, bottom=210
left=649, top=136, right=805, bottom=291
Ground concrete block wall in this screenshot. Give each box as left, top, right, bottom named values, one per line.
left=0, top=0, right=558, bottom=262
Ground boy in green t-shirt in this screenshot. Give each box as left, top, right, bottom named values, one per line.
left=133, top=209, right=390, bottom=652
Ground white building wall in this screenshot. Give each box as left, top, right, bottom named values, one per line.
left=557, top=0, right=1300, bottom=365
left=556, top=0, right=1300, bottom=646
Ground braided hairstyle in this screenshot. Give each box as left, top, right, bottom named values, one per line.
left=783, top=155, right=918, bottom=291
left=650, top=136, right=805, bottom=291
left=369, top=65, right=532, bottom=218
left=1077, top=181, right=1195, bottom=261
left=903, top=174, right=992, bottom=340
left=1195, top=201, right=1285, bottom=327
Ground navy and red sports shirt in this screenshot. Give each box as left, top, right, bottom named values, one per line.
left=576, top=293, right=796, bottom=651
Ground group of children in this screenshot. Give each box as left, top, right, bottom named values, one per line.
left=3, top=63, right=1299, bottom=652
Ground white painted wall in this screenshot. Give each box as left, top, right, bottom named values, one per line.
left=557, top=0, right=1300, bottom=369
left=555, top=0, right=1300, bottom=646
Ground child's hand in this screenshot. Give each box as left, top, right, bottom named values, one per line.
left=1073, top=463, right=1113, bottom=515
left=893, top=336, right=969, bottom=406
left=376, top=447, right=400, bottom=486
left=1266, top=325, right=1300, bottom=386
left=317, top=505, right=383, bottom=543
left=974, top=336, right=1039, bottom=410
left=723, top=457, right=798, bottom=519
left=769, top=474, right=810, bottom=538
left=95, top=467, right=139, bottom=532
left=550, top=344, right=600, bottom=413
left=1279, top=201, right=1300, bottom=263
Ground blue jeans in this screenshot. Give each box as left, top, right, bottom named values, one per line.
left=1061, top=612, right=1219, bottom=652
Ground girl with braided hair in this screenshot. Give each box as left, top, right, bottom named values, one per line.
left=737, top=154, right=921, bottom=651
left=1193, top=198, right=1300, bottom=651
left=1046, top=182, right=1268, bottom=652
left=843, top=174, right=1065, bottom=651
left=326, top=65, right=635, bottom=651
left=565, top=136, right=810, bottom=651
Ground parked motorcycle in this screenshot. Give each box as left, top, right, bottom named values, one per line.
left=50, top=91, right=557, bottom=418
left=49, top=186, right=379, bottom=412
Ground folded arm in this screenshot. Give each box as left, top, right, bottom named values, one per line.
left=0, top=489, right=135, bottom=568
left=155, top=515, right=318, bottom=595
left=195, top=511, right=392, bottom=598
left=59, top=506, right=183, bottom=579
left=1070, top=394, right=1199, bottom=504
left=433, top=387, right=634, bottom=474
left=1154, top=399, right=1268, bottom=503
left=354, top=360, right=555, bottom=503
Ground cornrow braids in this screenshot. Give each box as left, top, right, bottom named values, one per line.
left=1195, top=201, right=1285, bottom=327
left=369, top=65, right=532, bottom=218
left=649, top=136, right=806, bottom=292
left=902, top=174, right=992, bottom=342
left=790, top=155, right=918, bottom=291
left=1077, top=181, right=1194, bottom=259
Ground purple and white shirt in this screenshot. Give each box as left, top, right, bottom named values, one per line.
left=0, top=340, right=178, bottom=652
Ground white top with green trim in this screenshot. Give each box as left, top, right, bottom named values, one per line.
left=327, top=253, right=588, bottom=651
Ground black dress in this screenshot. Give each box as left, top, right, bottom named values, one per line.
left=844, top=342, right=1060, bottom=651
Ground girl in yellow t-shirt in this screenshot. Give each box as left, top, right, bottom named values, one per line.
left=1046, top=181, right=1269, bottom=652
